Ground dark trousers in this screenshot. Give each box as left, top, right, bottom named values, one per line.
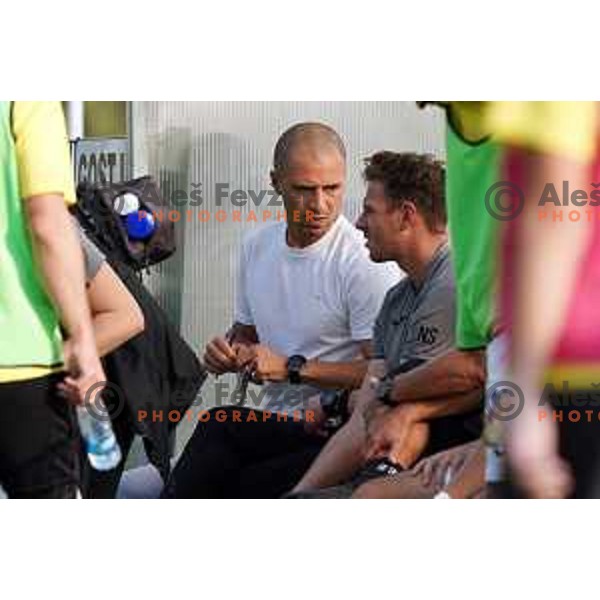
left=162, top=407, right=327, bottom=498
left=80, top=410, right=136, bottom=499
left=0, top=374, right=80, bottom=498
left=500, top=400, right=600, bottom=499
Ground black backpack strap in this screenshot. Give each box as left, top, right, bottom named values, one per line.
left=9, top=101, right=14, bottom=138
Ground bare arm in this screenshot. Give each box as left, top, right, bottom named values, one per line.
left=508, top=148, right=591, bottom=498
left=296, top=340, right=373, bottom=390
left=242, top=340, right=373, bottom=391
left=406, top=389, right=483, bottom=421
left=86, top=263, right=145, bottom=357
left=388, top=349, right=486, bottom=405
left=511, top=151, right=590, bottom=396
left=26, top=195, right=104, bottom=403
left=26, top=196, right=93, bottom=341
left=363, top=389, right=482, bottom=467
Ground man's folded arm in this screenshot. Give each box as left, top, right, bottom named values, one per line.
left=405, top=389, right=483, bottom=422
left=299, top=340, right=373, bottom=390
left=388, top=348, right=486, bottom=405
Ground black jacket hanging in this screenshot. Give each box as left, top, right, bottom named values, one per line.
left=100, top=259, right=206, bottom=481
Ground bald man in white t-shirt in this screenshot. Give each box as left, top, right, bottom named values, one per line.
left=163, top=123, right=399, bottom=498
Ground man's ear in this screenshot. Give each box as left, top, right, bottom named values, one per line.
left=402, top=200, right=419, bottom=227
left=390, top=201, right=413, bottom=230
left=270, top=170, right=283, bottom=196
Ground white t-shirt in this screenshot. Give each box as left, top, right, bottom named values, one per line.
left=235, top=215, right=401, bottom=412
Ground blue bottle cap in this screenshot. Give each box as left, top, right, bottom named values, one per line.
left=125, top=211, right=156, bottom=241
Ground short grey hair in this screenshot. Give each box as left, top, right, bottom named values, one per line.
left=273, top=122, right=346, bottom=173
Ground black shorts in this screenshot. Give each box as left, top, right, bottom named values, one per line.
left=500, top=396, right=600, bottom=499
left=0, top=373, right=81, bottom=498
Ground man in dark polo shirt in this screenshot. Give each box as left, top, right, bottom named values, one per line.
left=289, top=151, right=483, bottom=498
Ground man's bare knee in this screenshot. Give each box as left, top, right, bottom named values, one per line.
left=353, top=473, right=434, bottom=499
left=352, top=478, right=390, bottom=499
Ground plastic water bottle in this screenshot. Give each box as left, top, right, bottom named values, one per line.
left=77, top=401, right=122, bottom=471
left=113, top=192, right=140, bottom=216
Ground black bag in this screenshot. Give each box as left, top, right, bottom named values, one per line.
left=73, top=176, right=175, bottom=271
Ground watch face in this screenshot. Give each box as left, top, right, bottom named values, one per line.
left=288, top=356, right=306, bottom=371
left=320, top=390, right=338, bottom=410
left=287, top=355, right=307, bottom=384
left=376, top=377, right=394, bottom=403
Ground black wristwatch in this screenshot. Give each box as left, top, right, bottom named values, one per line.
left=287, top=355, right=307, bottom=384
left=375, top=376, right=396, bottom=407
left=319, top=389, right=350, bottom=433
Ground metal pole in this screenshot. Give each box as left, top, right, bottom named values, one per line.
left=66, top=101, right=84, bottom=141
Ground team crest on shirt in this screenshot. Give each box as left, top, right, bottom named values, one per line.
left=417, top=325, right=439, bottom=345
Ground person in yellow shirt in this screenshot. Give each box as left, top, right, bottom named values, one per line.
left=0, top=101, right=105, bottom=498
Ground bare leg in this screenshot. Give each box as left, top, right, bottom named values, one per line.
left=292, top=411, right=368, bottom=492
left=352, top=472, right=435, bottom=499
